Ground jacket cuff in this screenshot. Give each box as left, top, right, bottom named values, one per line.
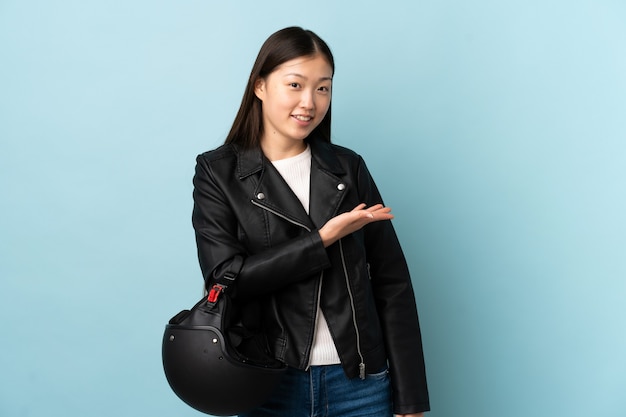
left=393, top=402, right=431, bottom=415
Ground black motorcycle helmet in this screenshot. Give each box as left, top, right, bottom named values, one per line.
left=162, top=284, right=287, bottom=416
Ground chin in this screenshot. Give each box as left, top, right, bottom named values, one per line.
left=290, top=132, right=312, bottom=141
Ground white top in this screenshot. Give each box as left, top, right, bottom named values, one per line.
left=271, top=145, right=341, bottom=366
left=271, top=146, right=312, bottom=213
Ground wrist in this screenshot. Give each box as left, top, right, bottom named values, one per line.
left=318, top=227, right=335, bottom=248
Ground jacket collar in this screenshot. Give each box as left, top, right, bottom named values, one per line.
left=235, top=136, right=346, bottom=180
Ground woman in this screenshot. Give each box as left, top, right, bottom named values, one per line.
left=192, top=26, right=430, bottom=417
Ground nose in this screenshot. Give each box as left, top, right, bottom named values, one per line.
left=299, top=89, right=315, bottom=110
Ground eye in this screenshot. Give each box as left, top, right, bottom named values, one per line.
left=317, top=86, right=330, bottom=93
left=289, top=82, right=301, bottom=88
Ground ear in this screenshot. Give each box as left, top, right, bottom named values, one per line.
left=254, top=78, right=266, bottom=101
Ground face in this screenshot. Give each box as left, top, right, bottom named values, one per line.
left=254, top=54, right=333, bottom=150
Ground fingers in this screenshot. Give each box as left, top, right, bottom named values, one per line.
left=352, top=203, right=390, bottom=214
left=367, top=208, right=394, bottom=221
left=351, top=204, right=384, bottom=219
left=354, top=204, right=394, bottom=221
left=363, top=204, right=393, bottom=217
left=368, top=206, right=392, bottom=215
left=365, top=203, right=384, bottom=212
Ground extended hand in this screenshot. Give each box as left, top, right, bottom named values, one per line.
left=318, top=203, right=393, bottom=248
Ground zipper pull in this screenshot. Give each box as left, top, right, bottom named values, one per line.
left=359, top=362, right=366, bottom=380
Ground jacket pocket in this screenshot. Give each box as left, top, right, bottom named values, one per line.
left=273, top=337, right=287, bottom=361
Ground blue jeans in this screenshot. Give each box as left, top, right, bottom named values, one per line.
left=239, top=364, right=393, bottom=417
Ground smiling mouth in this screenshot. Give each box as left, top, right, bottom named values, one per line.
left=293, top=115, right=313, bottom=122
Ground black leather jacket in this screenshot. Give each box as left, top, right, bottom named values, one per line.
left=192, top=137, right=430, bottom=414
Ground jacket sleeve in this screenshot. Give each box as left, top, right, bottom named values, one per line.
left=192, top=153, right=331, bottom=300
left=356, top=157, right=431, bottom=414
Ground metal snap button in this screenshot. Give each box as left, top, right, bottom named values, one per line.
left=256, top=192, right=266, bottom=200
left=337, top=183, right=345, bottom=191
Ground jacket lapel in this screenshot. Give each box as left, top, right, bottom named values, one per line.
left=235, top=139, right=348, bottom=231
left=237, top=144, right=314, bottom=230
left=308, top=139, right=348, bottom=229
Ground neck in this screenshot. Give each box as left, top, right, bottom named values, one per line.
left=260, top=139, right=307, bottom=161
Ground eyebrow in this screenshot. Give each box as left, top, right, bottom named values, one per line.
left=284, top=73, right=333, bottom=82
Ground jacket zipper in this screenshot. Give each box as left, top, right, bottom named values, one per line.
left=305, top=271, right=324, bottom=371
left=252, top=200, right=364, bottom=378
left=251, top=199, right=321, bottom=369
left=339, top=239, right=366, bottom=379
left=250, top=200, right=312, bottom=232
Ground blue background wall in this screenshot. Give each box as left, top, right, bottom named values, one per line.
left=1, top=1, right=625, bottom=416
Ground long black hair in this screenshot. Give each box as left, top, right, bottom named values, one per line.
left=224, top=27, right=335, bottom=148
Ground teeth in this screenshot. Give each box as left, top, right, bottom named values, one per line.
left=294, top=115, right=312, bottom=121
